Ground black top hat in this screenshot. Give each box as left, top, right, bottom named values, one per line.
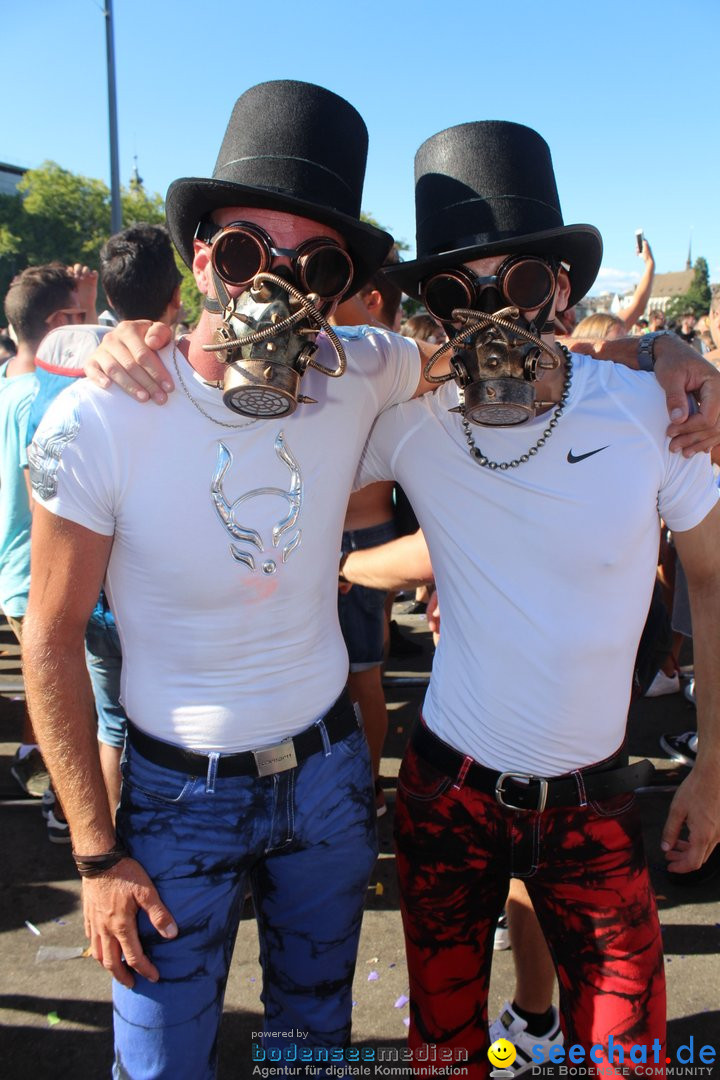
left=165, top=80, right=392, bottom=296
left=386, top=121, right=602, bottom=308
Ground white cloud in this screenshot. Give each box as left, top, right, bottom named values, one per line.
left=588, top=267, right=641, bottom=296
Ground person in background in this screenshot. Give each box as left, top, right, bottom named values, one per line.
left=1, top=263, right=92, bottom=835
left=85, top=224, right=184, bottom=813
left=332, top=251, right=405, bottom=816
left=616, top=238, right=655, bottom=333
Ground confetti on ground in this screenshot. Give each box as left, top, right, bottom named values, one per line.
left=403, top=1018, right=410, bottom=1027
left=24, top=921, right=41, bottom=936
left=375, top=882, right=384, bottom=897
left=368, top=971, right=379, bottom=982
left=366, top=957, right=378, bottom=964
left=394, top=995, right=409, bottom=1009
left=47, top=1012, right=61, bottom=1027
left=388, top=963, right=396, bottom=969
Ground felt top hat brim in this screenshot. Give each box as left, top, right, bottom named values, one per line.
left=385, top=121, right=602, bottom=309
left=165, top=80, right=392, bottom=298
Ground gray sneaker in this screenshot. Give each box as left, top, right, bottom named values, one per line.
left=46, top=807, right=71, bottom=844
left=659, top=730, right=698, bottom=768
left=10, top=747, right=50, bottom=797
left=41, top=788, right=56, bottom=821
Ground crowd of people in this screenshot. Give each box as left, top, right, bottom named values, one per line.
left=2, top=79, right=720, bottom=1080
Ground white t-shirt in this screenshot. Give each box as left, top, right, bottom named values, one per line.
left=30, top=328, right=420, bottom=751
left=357, top=352, right=719, bottom=775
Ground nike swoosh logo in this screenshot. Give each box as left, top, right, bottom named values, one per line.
left=567, top=446, right=609, bottom=464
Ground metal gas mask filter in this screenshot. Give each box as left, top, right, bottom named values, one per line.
left=198, top=220, right=354, bottom=419
left=420, top=255, right=567, bottom=426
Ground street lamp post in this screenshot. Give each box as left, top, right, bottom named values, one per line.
left=105, top=0, right=122, bottom=234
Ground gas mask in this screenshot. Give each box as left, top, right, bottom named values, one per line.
left=420, top=256, right=567, bottom=426
left=198, top=221, right=354, bottom=419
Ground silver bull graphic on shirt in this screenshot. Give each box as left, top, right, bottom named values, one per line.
left=211, top=432, right=303, bottom=574
left=28, top=402, right=81, bottom=500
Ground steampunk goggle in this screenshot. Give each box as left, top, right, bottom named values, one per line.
left=198, top=220, right=354, bottom=302
left=420, top=255, right=559, bottom=324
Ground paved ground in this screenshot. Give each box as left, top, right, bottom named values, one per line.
left=1, top=610, right=718, bottom=1079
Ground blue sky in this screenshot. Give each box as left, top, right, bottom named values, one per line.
left=3, top=0, right=718, bottom=296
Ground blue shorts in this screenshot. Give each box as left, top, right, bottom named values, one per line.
left=85, top=595, right=128, bottom=749
left=338, top=521, right=397, bottom=672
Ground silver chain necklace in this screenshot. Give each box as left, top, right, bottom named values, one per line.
left=461, top=345, right=573, bottom=470
left=172, top=341, right=260, bottom=429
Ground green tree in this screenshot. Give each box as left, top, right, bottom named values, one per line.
left=0, top=161, right=168, bottom=302
left=176, top=258, right=203, bottom=326
left=666, top=256, right=712, bottom=321
left=360, top=211, right=410, bottom=253
left=0, top=166, right=389, bottom=327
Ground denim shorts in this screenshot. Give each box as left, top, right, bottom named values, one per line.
left=85, top=598, right=127, bottom=749
left=338, top=520, right=397, bottom=671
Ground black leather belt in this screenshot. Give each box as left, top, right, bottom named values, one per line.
left=412, top=722, right=654, bottom=812
left=127, top=688, right=358, bottom=779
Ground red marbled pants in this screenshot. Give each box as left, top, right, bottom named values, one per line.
left=395, top=732, right=666, bottom=1080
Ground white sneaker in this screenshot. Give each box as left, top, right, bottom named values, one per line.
left=489, top=1001, right=563, bottom=1077
left=644, top=670, right=680, bottom=697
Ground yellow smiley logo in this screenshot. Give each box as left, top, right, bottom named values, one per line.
left=488, top=1038, right=517, bottom=1069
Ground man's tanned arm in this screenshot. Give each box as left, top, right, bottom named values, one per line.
left=661, top=501, right=720, bottom=872
left=87, top=321, right=720, bottom=455
left=567, top=333, right=720, bottom=454
left=343, top=528, right=433, bottom=591
left=23, top=508, right=177, bottom=988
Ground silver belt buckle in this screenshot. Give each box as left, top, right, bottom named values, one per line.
left=495, top=771, right=549, bottom=813
left=252, top=738, right=298, bottom=778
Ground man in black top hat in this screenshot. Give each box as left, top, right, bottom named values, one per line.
left=346, top=120, right=720, bottom=1076
left=33, top=83, right=720, bottom=1079
left=21, top=80, right=438, bottom=1078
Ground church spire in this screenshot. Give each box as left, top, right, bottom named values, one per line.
left=129, top=154, right=143, bottom=192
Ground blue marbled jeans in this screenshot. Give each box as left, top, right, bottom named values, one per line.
left=112, top=723, right=377, bottom=1079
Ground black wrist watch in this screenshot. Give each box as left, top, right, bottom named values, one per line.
left=637, top=330, right=673, bottom=371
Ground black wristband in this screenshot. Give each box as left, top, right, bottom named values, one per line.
left=72, top=844, right=129, bottom=878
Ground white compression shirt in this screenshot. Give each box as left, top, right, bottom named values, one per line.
left=31, top=328, right=419, bottom=751
left=357, top=352, right=718, bottom=775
